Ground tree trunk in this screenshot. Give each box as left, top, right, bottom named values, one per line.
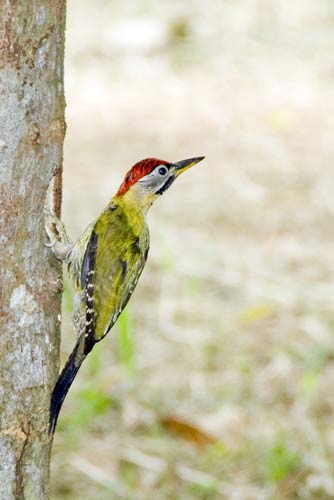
left=0, top=2, right=66, bottom=499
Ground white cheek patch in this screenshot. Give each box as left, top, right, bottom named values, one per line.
left=138, top=172, right=167, bottom=192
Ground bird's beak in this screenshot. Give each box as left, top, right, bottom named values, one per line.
left=173, top=156, right=205, bottom=177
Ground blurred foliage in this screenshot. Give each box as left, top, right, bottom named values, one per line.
left=239, top=302, right=275, bottom=325
left=62, top=274, right=74, bottom=314
left=300, top=369, right=320, bottom=400
left=155, top=234, right=176, bottom=272
left=186, top=480, right=219, bottom=500
left=160, top=415, right=218, bottom=449
left=168, top=18, right=189, bottom=44
left=86, top=339, right=105, bottom=378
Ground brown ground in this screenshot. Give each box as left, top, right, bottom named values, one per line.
left=51, top=1, right=334, bottom=499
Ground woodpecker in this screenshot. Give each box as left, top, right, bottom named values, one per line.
left=46, top=156, right=205, bottom=434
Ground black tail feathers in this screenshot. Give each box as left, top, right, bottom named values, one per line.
left=49, top=337, right=93, bottom=435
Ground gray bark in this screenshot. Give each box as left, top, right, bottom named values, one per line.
left=0, top=1, right=66, bottom=499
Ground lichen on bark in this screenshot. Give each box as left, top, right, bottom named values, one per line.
left=0, top=1, right=66, bottom=498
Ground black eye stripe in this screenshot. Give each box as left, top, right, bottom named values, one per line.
left=155, top=175, right=175, bottom=195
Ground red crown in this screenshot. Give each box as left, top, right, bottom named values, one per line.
left=116, top=158, right=171, bottom=196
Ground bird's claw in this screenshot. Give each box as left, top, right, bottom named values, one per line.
left=44, top=210, right=73, bottom=261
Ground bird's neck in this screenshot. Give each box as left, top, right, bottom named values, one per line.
left=107, top=184, right=155, bottom=236
left=113, top=184, right=156, bottom=218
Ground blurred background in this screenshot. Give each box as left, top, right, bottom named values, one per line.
left=51, top=1, right=334, bottom=499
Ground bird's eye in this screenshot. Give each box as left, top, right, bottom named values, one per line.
left=157, top=166, right=168, bottom=176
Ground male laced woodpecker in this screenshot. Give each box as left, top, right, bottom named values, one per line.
left=46, top=156, right=205, bottom=434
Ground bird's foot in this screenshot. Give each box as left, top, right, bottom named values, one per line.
left=44, top=210, right=73, bottom=262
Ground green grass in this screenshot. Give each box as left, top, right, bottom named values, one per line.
left=116, top=307, right=136, bottom=377
left=265, top=439, right=301, bottom=483
left=59, top=386, right=114, bottom=432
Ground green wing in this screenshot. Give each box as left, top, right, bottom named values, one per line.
left=81, top=209, right=149, bottom=343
